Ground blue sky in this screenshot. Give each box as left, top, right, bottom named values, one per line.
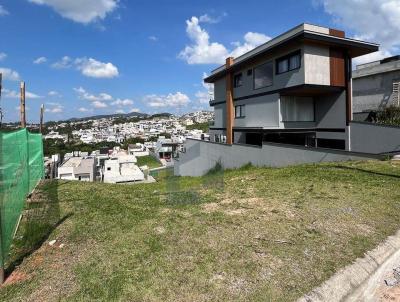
left=0, top=0, right=398, bottom=122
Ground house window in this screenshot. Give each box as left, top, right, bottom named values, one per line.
left=247, top=69, right=253, bottom=76
left=234, top=73, right=243, bottom=87
left=254, top=61, right=273, bottom=89
left=281, top=96, right=314, bottom=122
left=276, top=50, right=301, bottom=74
left=107, top=167, right=111, bottom=171
left=235, top=105, right=246, bottom=118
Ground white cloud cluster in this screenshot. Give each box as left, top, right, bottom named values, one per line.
left=33, top=56, right=47, bottom=64
left=179, top=16, right=270, bottom=64
left=52, top=56, right=119, bottom=78
left=76, top=57, right=119, bottom=78
left=74, top=87, right=135, bottom=111
left=0, top=5, right=9, bottom=16
left=0, top=67, right=20, bottom=81
left=48, top=90, right=61, bottom=97
left=3, top=88, right=42, bottom=99
left=111, top=98, right=134, bottom=106
left=144, top=92, right=190, bottom=108
left=0, top=53, right=7, bottom=61
left=78, top=107, right=90, bottom=112
left=199, top=12, right=227, bottom=24
left=28, top=0, right=118, bottom=24
left=318, top=0, right=400, bottom=65
left=45, top=102, right=64, bottom=113
left=74, top=87, right=112, bottom=104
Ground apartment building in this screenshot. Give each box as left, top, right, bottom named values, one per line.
left=206, top=23, right=378, bottom=150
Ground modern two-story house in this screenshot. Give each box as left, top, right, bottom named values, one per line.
left=205, top=23, right=379, bottom=150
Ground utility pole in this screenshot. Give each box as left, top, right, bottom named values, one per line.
left=39, top=104, right=44, bottom=134
left=20, top=81, right=26, bottom=128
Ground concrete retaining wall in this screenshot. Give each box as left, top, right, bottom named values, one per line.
left=350, top=122, right=400, bottom=154
left=174, top=139, right=382, bottom=177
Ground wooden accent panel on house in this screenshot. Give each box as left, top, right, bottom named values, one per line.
left=329, top=28, right=345, bottom=38
left=330, top=48, right=346, bottom=87
left=225, top=57, right=234, bottom=144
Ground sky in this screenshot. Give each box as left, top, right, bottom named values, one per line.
left=0, top=0, right=399, bottom=122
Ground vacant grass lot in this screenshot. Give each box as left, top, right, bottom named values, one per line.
left=1, top=161, right=400, bottom=301
left=136, top=155, right=162, bottom=169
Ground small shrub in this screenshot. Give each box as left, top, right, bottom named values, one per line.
left=376, top=105, right=400, bottom=126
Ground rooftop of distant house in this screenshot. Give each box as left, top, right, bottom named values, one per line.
left=353, top=55, right=400, bottom=79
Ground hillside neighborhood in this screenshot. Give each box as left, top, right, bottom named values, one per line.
left=1, top=1, right=400, bottom=301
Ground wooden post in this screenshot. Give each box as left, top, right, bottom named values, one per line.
left=20, top=81, right=26, bottom=128
left=39, top=104, right=44, bottom=134
left=225, top=57, right=234, bottom=144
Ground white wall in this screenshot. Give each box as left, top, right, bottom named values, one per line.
left=304, top=44, right=330, bottom=86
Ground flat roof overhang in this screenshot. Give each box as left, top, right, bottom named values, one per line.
left=205, top=32, right=379, bottom=83
left=279, top=84, right=344, bottom=97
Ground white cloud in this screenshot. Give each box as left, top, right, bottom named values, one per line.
left=75, top=57, right=119, bottom=78
left=179, top=16, right=270, bottom=65
left=111, top=98, right=134, bottom=106
left=115, top=109, right=125, bottom=114
left=33, top=56, right=47, bottom=64
left=51, top=56, right=72, bottom=69
left=3, top=88, right=42, bottom=99
left=15, top=105, right=30, bottom=111
left=53, top=56, right=119, bottom=78
left=144, top=92, right=190, bottom=108
left=199, top=12, right=227, bottom=24
left=0, top=53, right=7, bottom=61
left=179, top=17, right=228, bottom=65
left=0, top=5, right=9, bottom=16
left=148, top=36, right=158, bottom=41
left=229, top=32, right=271, bottom=59
left=0, top=68, right=20, bottom=81
left=45, top=102, right=64, bottom=113
left=28, top=0, right=118, bottom=24
left=26, top=91, right=42, bottom=99
left=74, top=87, right=113, bottom=102
left=194, top=72, right=214, bottom=105
left=48, top=90, right=61, bottom=97
left=92, top=100, right=107, bottom=108
left=318, top=0, right=400, bottom=65
left=195, top=91, right=210, bottom=104
left=130, top=108, right=140, bottom=113
left=78, top=107, right=90, bottom=112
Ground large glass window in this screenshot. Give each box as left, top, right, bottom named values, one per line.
left=276, top=51, right=301, bottom=74
left=253, top=61, right=273, bottom=89
left=281, top=96, right=314, bottom=122
left=235, top=105, right=245, bottom=118
left=234, top=73, right=243, bottom=87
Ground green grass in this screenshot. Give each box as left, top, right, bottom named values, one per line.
left=1, top=160, right=400, bottom=301
left=136, top=155, right=162, bottom=169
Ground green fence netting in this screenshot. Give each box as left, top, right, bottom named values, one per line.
left=0, top=129, right=44, bottom=267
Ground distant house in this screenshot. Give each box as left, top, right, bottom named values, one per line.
left=353, top=55, right=400, bottom=121
left=128, top=144, right=149, bottom=157
left=58, top=157, right=96, bottom=181
left=155, top=136, right=179, bottom=160
left=205, top=23, right=378, bottom=150
left=103, top=154, right=144, bottom=183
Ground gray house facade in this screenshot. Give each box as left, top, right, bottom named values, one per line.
left=353, top=55, right=400, bottom=121
left=206, top=23, right=378, bottom=150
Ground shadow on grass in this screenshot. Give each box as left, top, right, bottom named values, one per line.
left=5, top=180, right=72, bottom=279
left=331, top=165, right=400, bottom=179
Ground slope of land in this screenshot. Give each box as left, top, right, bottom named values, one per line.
left=1, top=161, right=400, bottom=301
